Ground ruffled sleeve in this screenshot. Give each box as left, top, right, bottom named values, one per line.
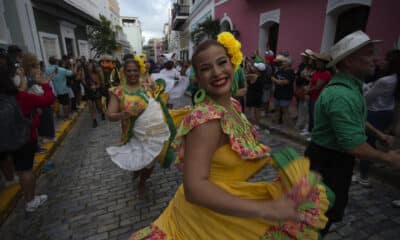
left=173, top=98, right=270, bottom=169
left=173, top=102, right=223, bottom=169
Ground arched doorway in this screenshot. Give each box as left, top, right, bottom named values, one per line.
left=320, top=0, right=371, bottom=51
left=220, top=13, right=233, bottom=32
left=220, top=20, right=231, bottom=32
left=266, top=22, right=279, bottom=55
left=259, top=9, right=280, bottom=57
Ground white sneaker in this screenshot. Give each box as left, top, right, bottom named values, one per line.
left=26, top=194, right=48, bottom=212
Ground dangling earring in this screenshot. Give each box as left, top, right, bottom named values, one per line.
left=194, top=88, right=206, bottom=104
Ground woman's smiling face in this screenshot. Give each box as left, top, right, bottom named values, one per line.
left=124, top=62, right=140, bottom=85
left=194, top=45, right=234, bottom=98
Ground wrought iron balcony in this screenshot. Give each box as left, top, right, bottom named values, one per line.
left=172, top=3, right=189, bottom=31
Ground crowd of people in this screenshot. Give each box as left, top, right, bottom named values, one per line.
left=1, top=29, right=400, bottom=239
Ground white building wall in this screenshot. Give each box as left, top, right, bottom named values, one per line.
left=64, top=0, right=108, bottom=20
left=122, top=18, right=143, bottom=55
left=188, top=0, right=214, bottom=58
left=0, top=0, right=41, bottom=58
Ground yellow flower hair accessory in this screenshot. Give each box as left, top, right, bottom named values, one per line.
left=134, top=55, right=146, bottom=75
left=217, top=32, right=243, bottom=71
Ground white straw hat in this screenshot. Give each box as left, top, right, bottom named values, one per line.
left=161, top=53, right=176, bottom=61
left=300, top=49, right=314, bottom=57
left=327, top=30, right=382, bottom=67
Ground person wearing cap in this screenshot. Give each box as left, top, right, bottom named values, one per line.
left=246, top=62, right=265, bottom=129
left=265, top=50, right=275, bottom=65
left=304, top=30, right=400, bottom=236
left=295, top=49, right=314, bottom=132
left=271, top=54, right=295, bottom=126
left=160, top=53, right=181, bottom=107
left=305, top=52, right=332, bottom=135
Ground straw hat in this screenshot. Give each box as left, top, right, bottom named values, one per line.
left=275, top=54, right=290, bottom=63
left=300, top=49, right=314, bottom=57
left=311, top=52, right=331, bottom=62
left=246, top=73, right=258, bottom=81
left=100, top=54, right=114, bottom=61
left=161, top=53, right=176, bottom=62
left=327, top=30, right=382, bottom=67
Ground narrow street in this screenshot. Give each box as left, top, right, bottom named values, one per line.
left=1, top=107, right=400, bottom=240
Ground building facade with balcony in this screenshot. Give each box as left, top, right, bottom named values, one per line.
left=171, top=0, right=191, bottom=61
left=108, top=0, right=130, bottom=60
left=215, top=0, right=400, bottom=65
left=188, top=0, right=215, bottom=58
left=121, top=17, right=143, bottom=55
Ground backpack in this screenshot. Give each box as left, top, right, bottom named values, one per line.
left=0, top=94, right=31, bottom=152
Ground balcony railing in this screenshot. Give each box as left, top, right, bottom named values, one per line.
left=172, top=3, right=189, bottom=31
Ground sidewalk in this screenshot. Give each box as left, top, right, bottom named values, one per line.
left=0, top=106, right=85, bottom=225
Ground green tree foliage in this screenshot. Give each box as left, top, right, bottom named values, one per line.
left=190, top=16, right=221, bottom=45
left=88, top=15, right=122, bottom=57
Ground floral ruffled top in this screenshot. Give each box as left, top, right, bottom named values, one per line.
left=173, top=97, right=270, bottom=166
left=110, top=85, right=149, bottom=144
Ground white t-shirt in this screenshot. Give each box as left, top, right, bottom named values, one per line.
left=159, top=68, right=180, bottom=93
left=364, top=74, right=397, bottom=111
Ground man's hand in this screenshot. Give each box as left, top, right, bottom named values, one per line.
left=380, top=134, right=395, bottom=147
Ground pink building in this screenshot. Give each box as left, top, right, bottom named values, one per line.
left=214, top=0, right=400, bottom=65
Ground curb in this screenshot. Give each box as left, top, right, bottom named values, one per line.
left=0, top=106, right=85, bottom=225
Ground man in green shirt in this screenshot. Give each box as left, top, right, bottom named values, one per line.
left=232, top=65, right=247, bottom=111
left=305, top=31, right=400, bottom=236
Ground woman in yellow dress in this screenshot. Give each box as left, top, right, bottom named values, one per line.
left=106, top=57, right=175, bottom=197
left=129, top=32, right=332, bottom=239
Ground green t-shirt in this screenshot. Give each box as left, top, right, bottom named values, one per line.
left=232, top=66, right=246, bottom=96
left=254, top=57, right=263, bottom=63
left=311, top=73, right=367, bottom=152
left=187, top=67, right=198, bottom=92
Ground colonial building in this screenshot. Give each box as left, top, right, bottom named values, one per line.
left=31, top=0, right=102, bottom=65
left=170, top=0, right=191, bottom=61
left=0, top=0, right=42, bottom=58
left=108, top=0, right=130, bottom=59
left=215, top=0, right=400, bottom=65
left=122, top=16, right=143, bottom=55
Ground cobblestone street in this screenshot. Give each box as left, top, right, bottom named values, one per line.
left=1, top=108, right=400, bottom=240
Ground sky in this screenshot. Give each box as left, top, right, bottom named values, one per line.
left=119, top=0, right=172, bottom=44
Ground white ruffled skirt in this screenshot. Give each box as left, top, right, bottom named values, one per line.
left=106, top=98, right=171, bottom=171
